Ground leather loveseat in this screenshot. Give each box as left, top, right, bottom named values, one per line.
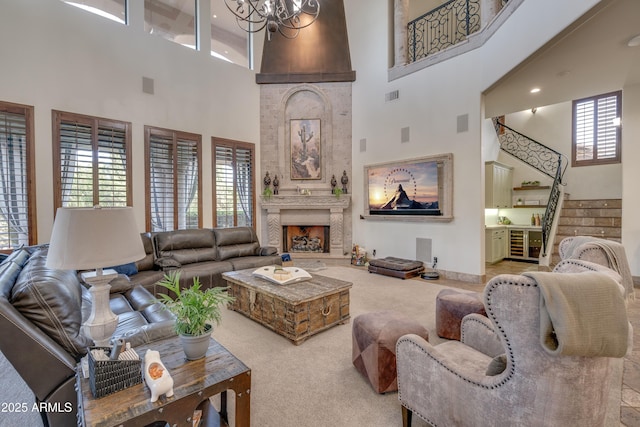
left=0, top=245, right=176, bottom=427
left=129, top=227, right=282, bottom=295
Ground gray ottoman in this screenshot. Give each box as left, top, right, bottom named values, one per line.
left=368, top=257, right=425, bottom=279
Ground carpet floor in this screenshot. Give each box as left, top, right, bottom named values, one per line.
left=1, top=265, right=443, bottom=427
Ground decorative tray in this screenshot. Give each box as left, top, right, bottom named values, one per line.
left=252, top=266, right=312, bottom=285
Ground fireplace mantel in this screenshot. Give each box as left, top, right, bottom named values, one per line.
left=261, top=194, right=350, bottom=210
left=260, top=194, right=351, bottom=257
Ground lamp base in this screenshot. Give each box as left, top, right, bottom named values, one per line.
left=82, top=269, right=119, bottom=346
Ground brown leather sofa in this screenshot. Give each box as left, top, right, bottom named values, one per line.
left=0, top=226, right=279, bottom=426
left=130, top=227, right=282, bottom=295
left=0, top=245, right=176, bottom=427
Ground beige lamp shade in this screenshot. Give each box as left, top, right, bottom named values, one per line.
left=46, top=206, right=145, bottom=270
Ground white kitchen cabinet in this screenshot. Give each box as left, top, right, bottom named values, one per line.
left=485, top=227, right=507, bottom=264
left=485, top=161, right=513, bottom=208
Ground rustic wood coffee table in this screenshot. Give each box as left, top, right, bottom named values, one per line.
left=77, top=336, right=251, bottom=427
left=223, top=268, right=352, bottom=345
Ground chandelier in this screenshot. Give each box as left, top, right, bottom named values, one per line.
left=224, top=0, right=320, bottom=40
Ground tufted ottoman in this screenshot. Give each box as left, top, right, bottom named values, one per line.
left=352, top=311, right=429, bottom=393
left=435, top=289, right=486, bottom=340
left=367, top=257, right=425, bottom=279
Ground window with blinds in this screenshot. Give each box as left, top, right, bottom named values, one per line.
left=213, top=138, right=255, bottom=228
left=0, top=102, right=36, bottom=250
left=572, top=91, right=621, bottom=166
left=53, top=111, right=131, bottom=209
left=146, top=127, right=202, bottom=232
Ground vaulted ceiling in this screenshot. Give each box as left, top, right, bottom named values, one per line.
left=484, top=0, right=640, bottom=117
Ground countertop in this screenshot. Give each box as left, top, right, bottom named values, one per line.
left=485, top=224, right=542, bottom=230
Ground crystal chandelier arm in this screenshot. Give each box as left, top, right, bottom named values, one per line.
left=274, top=0, right=320, bottom=30
left=224, top=0, right=268, bottom=32
left=224, top=0, right=320, bottom=40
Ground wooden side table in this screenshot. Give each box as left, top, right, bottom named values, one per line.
left=77, top=337, right=251, bottom=427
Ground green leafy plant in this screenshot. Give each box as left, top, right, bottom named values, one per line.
left=333, top=188, right=343, bottom=198
left=156, top=271, right=235, bottom=336
left=263, top=187, right=273, bottom=199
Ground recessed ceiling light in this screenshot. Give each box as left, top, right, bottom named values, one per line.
left=530, top=88, right=541, bottom=94
left=628, top=34, right=640, bottom=47
left=213, top=14, right=217, bottom=19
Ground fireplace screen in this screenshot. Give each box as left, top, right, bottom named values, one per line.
left=282, top=226, right=330, bottom=253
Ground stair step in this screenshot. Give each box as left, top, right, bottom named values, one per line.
left=562, top=199, right=621, bottom=209
left=550, top=198, right=622, bottom=266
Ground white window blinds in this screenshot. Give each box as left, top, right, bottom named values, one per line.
left=573, top=91, right=621, bottom=166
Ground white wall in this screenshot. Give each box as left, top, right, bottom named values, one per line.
left=0, top=0, right=261, bottom=241
left=622, top=83, right=640, bottom=276
left=344, top=0, right=602, bottom=279
left=500, top=103, right=622, bottom=200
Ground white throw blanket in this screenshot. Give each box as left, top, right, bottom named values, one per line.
left=524, top=271, right=629, bottom=357
left=562, top=236, right=635, bottom=300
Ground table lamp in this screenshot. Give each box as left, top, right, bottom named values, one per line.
left=46, top=206, right=145, bottom=346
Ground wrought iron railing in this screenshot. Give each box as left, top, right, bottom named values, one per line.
left=493, top=118, right=567, bottom=254
left=408, top=0, right=480, bottom=62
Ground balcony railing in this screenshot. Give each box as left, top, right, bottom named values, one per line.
left=408, top=0, right=481, bottom=62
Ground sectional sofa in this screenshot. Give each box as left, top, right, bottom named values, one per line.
left=0, top=226, right=280, bottom=426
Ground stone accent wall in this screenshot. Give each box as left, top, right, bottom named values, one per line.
left=259, top=82, right=353, bottom=257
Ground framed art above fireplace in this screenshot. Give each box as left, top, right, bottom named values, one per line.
left=290, top=118, right=321, bottom=180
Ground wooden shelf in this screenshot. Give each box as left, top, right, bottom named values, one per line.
left=513, top=186, right=550, bottom=191
left=513, top=205, right=547, bottom=208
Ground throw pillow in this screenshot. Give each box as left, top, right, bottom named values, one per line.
left=486, top=354, right=508, bottom=376
left=108, top=274, right=134, bottom=293
left=109, top=262, right=138, bottom=276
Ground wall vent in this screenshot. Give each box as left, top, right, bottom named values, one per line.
left=416, top=238, right=432, bottom=264
left=385, top=90, right=400, bottom=102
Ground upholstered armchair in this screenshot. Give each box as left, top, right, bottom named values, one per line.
left=558, top=235, right=634, bottom=300
left=396, top=260, right=630, bottom=427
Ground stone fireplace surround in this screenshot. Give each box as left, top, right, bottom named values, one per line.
left=261, top=194, right=351, bottom=258
left=259, top=82, right=353, bottom=258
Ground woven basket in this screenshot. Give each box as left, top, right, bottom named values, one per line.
left=88, top=347, right=142, bottom=398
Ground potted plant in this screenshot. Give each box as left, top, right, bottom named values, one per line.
left=156, top=271, right=235, bottom=360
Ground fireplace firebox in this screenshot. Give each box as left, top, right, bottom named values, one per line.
left=282, top=226, right=330, bottom=253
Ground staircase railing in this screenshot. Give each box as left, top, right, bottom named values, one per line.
left=493, top=118, right=568, bottom=254
left=408, top=0, right=481, bottom=62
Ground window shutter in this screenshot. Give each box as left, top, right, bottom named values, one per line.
left=59, top=121, right=94, bottom=207
left=55, top=113, right=131, bottom=209
left=235, top=146, right=253, bottom=227
left=177, top=139, right=199, bottom=230
left=147, top=128, right=201, bottom=232
left=149, top=134, right=175, bottom=232
left=0, top=110, right=30, bottom=248
left=573, top=91, right=621, bottom=166
left=213, top=139, right=254, bottom=228
left=215, top=145, right=235, bottom=228
left=596, top=95, right=619, bottom=159
left=97, top=125, right=128, bottom=206
left=574, top=100, right=594, bottom=162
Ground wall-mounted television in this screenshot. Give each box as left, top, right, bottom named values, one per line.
left=364, top=153, right=453, bottom=221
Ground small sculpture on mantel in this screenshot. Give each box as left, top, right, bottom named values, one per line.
left=330, top=174, right=337, bottom=194
left=341, top=170, right=349, bottom=194
left=263, top=172, right=271, bottom=190
left=273, top=175, right=279, bottom=195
